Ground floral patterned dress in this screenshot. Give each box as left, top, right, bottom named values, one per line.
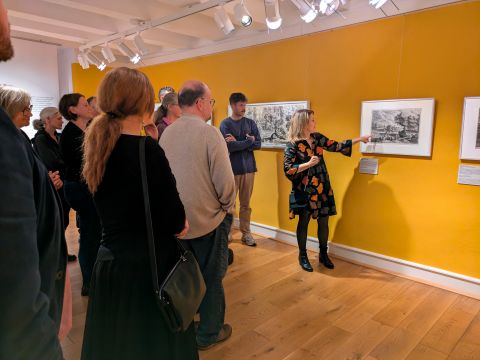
left=284, top=133, right=352, bottom=219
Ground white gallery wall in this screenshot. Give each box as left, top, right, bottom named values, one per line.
left=0, top=38, right=74, bottom=138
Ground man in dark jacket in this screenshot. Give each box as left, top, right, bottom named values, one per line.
left=0, top=0, right=64, bottom=358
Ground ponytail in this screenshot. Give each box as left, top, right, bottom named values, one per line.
left=82, top=114, right=122, bottom=193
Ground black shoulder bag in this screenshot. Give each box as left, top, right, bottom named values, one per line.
left=139, top=137, right=206, bottom=333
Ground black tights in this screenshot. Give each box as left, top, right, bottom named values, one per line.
left=296, top=209, right=329, bottom=253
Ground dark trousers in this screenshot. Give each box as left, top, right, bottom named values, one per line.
left=64, top=180, right=102, bottom=286
left=296, top=209, right=329, bottom=253
left=58, top=187, right=71, bottom=230
left=183, top=213, right=232, bottom=345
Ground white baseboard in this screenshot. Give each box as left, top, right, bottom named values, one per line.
left=234, top=218, right=480, bottom=300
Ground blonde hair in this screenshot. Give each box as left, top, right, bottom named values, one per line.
left=83, top=67, right=155, bottom=193
left=0, top=85, right=31, bottom=119
left=287, top=109, right=314, bottom=143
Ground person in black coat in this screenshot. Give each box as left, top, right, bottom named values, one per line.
left=33, top=107, right=77, bottom=261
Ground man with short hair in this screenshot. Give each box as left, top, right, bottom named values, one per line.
left=0, top=1, right=64, bottom=358
left=160, top=80, right=236, bottom=350
left=220, top=92, right=261, bottom=246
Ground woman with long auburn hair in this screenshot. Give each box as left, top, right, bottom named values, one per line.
left=284, top=109, right=370, bottom=272
left=81, top=67, right=197, bottom=360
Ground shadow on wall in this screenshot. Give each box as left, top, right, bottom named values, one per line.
left=332, top=161, right=412, bottom=263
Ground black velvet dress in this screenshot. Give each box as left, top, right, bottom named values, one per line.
left=81, top=135, right=198, bottom=360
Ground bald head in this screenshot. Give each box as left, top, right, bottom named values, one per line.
left=178, top=80, right=213, bottom=121
left=178, top=80, right=207, bottom=108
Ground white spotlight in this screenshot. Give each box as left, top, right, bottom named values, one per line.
left=290, top=0, right=317, bottom=23
left=264, top=0, right=282, bottom=30
left=319, top=0, right=340, bottom=15
left=214, top=6, right=235, bottom=35
left=86, top=51, right=106, bottom=71
left=101, top=44, right=116, bottom=63
left=133, top=33, right=149, bottom=56
left=77, top=52, right=90, bottom=70
left=116, top=41, right=141, bottom=64
left=369, top=0, right=388, bottom=9
left=234, top=1, right=252, bottom=27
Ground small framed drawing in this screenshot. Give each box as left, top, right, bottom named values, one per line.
left=360, top=98, right=435, bottom=157
left=228, top=100, right=309, bottom=148
left=460, top=97, right=480, bottom=160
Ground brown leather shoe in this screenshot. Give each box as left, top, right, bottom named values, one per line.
left=197, top=324, right=232, bottom=351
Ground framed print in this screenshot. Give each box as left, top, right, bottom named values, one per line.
left=360, top=98, right=435, bottom=157
left=228, top=100, right=309, bottom=148
left=460, top=97, right=480, bottom=160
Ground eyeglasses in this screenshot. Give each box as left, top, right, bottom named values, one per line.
left=23, top=104, right=33, bottom=114
left=198, top=98, right=215, bottom=107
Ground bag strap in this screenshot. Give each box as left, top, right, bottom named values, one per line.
left=139, top=137, right=188, bottom=297
left=139, top=137, right=161, bottom=295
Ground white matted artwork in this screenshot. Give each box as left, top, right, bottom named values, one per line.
left=459, top=97, right=480, bottom=160
left=360, top=98, right=435, bottom=157
left=228, top=100, right=309, bottom=148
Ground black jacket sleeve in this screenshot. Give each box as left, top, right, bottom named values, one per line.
left=0, top=109, right=63, bottom=360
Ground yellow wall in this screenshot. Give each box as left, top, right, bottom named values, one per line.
left=72, top=1, right=480, bottom=278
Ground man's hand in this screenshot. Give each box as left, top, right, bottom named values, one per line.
left=246, top=134, right=255, bottom=142
left=225, top=134, right=236, bottom=143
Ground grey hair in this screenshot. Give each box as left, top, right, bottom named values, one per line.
left=0, top=85, right=31, bottom=119
left=40, top=106, right=59, bottom=121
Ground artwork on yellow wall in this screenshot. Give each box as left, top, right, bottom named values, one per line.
left=228, top=100, right=309, bottom=148
left=360, top=98, right=435, bottom=157
left=460, top=97, right=480, bottom=160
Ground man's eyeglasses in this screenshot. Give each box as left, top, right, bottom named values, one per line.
left=198, top=98, right=215, bottom=107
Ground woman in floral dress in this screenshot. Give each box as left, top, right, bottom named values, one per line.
left=284, top=109, right=370, bottom=272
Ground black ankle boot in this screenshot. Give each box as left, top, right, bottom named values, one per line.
left=319, top=247, right=334, bottom=269
left=299, top=252, right=313, bottom=272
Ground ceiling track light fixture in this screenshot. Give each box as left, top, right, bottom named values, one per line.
left=86, top=51, right=106, bottom=71
left=116, top=41, right=141, bottom=64
left=101, top=44, right=116, bottom=63
left=77, top=52, right=90, bottom=70
left=316, top=0, right=340, bottom=16
left=290, top=0, right=317, bottom=23
left=234, top=0, right=253, bottom=27
left=214, top=5, right=235, bottom=35
left=264, top=0, right=282, bottom=30
left=133, top=33, right=149, bottom=56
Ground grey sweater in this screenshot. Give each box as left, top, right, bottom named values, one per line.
left=160, top=113, right=236, bottom=239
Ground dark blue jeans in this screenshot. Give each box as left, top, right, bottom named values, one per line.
left=64, top=180, right=102, bottom=287
left=183, top=213, right=232, bottom=346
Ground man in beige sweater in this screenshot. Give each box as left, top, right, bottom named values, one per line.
left=160, top=80, right=236, bottom=350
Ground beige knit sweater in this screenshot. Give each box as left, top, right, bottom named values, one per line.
left=160, top=113, right=236, bottom=239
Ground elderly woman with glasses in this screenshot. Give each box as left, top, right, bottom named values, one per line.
left=154, top=92, right=181, bottom=140
left=0, top=85, right=67, bottom=335
left=284, top=109, right=370, bottom=272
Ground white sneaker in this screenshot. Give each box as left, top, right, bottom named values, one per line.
left=241, top=234, right=256, bottom=247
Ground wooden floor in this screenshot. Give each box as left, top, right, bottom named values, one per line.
left=61, top=215, right=480, bottom=360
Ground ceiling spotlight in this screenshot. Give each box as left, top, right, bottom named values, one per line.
left=77, top=52, right=90, bottom=70
left=234, top=1, right=252, bottom=27
left=133, top=33, right=149, bottom=56
left=86, top=51, right=106, bottom=71
left=369, top=0, right=388, bottom=9
left=319, top=0, right=340, bottom=15
left=290, top=0, right=317, bottom=23
left=116, top=41, right=141, bottom=64
left=214, top=6, right=235, bottom=35
left=264, top=0, right=282, bottom=30
left=101, top=44, right=116, bottom=63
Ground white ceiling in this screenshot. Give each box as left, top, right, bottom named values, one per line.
left=5, top=0, right=468, bottom=67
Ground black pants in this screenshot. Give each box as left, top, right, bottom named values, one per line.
left=296, top=209, right=329, bottom=253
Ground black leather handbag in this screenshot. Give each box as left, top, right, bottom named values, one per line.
left=139, top=137, right=206, bottom=333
